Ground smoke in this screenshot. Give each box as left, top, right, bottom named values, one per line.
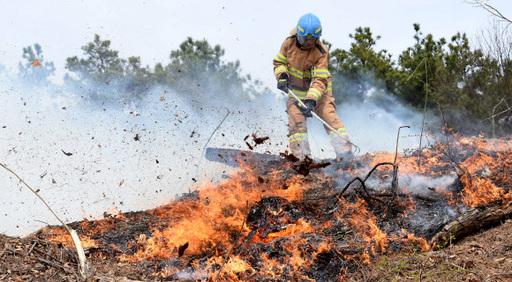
left=303, top=71, right=442, bottom=159
left=0, top=71, right=287, bottom=236
left=0, top=66, right=442, bottom=236
left=399, top=174, right=458, bottom=195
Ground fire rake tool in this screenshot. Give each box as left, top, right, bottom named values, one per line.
left=285, top=89, right=360, bottom=153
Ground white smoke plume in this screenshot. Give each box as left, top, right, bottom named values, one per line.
left=0, top=65, right=442, bottom=236
left=305, top=71, right=441, bottom=160
left=0, top=72, right=287, bottom=236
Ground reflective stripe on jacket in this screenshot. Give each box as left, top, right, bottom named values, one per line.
left=273, top=31, right=331, bottom=101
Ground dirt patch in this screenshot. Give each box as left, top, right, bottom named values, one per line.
left=352, top=219, right=512, bottom=281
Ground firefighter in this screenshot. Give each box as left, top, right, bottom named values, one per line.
left=273, top=13, right=353, bottom=161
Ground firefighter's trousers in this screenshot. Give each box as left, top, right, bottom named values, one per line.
left=286, top=90, right=352, bottom=159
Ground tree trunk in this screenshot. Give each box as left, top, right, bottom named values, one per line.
left=431, top=202, right=512, bottom=249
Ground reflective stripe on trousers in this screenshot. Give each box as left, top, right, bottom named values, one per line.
left=287, top=89, right=348, bottom=159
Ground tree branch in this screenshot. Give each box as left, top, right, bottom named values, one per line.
left=468, top=0, right=512, bottom=25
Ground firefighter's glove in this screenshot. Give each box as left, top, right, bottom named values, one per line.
left=277, top=73, right=289, bottom=93
left=297, top=99, right=317, bottom=118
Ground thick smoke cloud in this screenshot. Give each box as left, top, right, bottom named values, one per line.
left=0, top=72, right=288, bottom=236
left=0, top=67, right=440, bottom=236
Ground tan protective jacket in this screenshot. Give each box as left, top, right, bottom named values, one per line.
left=273, top=30, right=331, bottom=101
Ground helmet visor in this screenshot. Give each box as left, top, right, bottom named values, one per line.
left=297, top=34, right=317, bottom=46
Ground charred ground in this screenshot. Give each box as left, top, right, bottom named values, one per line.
left=1, top=136, right=512, bottom=281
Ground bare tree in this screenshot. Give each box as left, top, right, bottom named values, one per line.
left=467, top=0, right=512, bottom=25
left=477, top=20, right=512, bottom=75
left=476, top=21, right=512, bottom=134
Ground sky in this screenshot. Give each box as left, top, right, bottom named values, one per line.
left=1, top=0, right=511, bottom=87
left=1, top=0, right=510, bottom=236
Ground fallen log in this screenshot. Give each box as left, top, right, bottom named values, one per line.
left=431, top=201, right=512, bottom=249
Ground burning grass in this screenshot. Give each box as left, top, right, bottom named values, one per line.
left=2, top=136, right=512, bottom=281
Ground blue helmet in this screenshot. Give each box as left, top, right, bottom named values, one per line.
left=297, top=13, right=322, bottom=39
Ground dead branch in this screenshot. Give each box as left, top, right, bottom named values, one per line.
left=477, top=20, right=512, bottom=76
left=37, top=257, right=70, bottom=272
left=27, top=241, right=37, bottom=256
left=431, top=202, right=512, bottom=249
left=467, top=0, right=512, bottom=25
left=337, top=162, right=395, bottom=206
left=338, top=177, right=382, bottom=205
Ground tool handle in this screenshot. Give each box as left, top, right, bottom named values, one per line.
left=285, top=89, right=360, bottom=153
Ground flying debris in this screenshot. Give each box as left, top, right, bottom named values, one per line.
left=244, top=133, right=270, bottom=150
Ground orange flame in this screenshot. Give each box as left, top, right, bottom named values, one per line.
left=461, top=174, right=510, bottom=208
left=122, top=163, right=310, bottom=261
left=340, top=199, right=389, bottom=256
left=31, top=59, right=41, bottom=67
left=40, top=135, right=512, bottom=279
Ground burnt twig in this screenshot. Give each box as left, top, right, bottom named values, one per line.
left=178, top=242, right=189, bottom=257
left=362, top=162, right=395, bottom=183
left=339, top=177, right=365, bottom=196
left=338, top=177, right=380, bottom=205
left=337, top=162, right=394, bottom=204
left=37, top=257, right=69, bottom=272
left=27, top=241, right=38, bottom=256
left=244, top=133, right=270, bottom=150
left=251, top=133, right=269, bottom=145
